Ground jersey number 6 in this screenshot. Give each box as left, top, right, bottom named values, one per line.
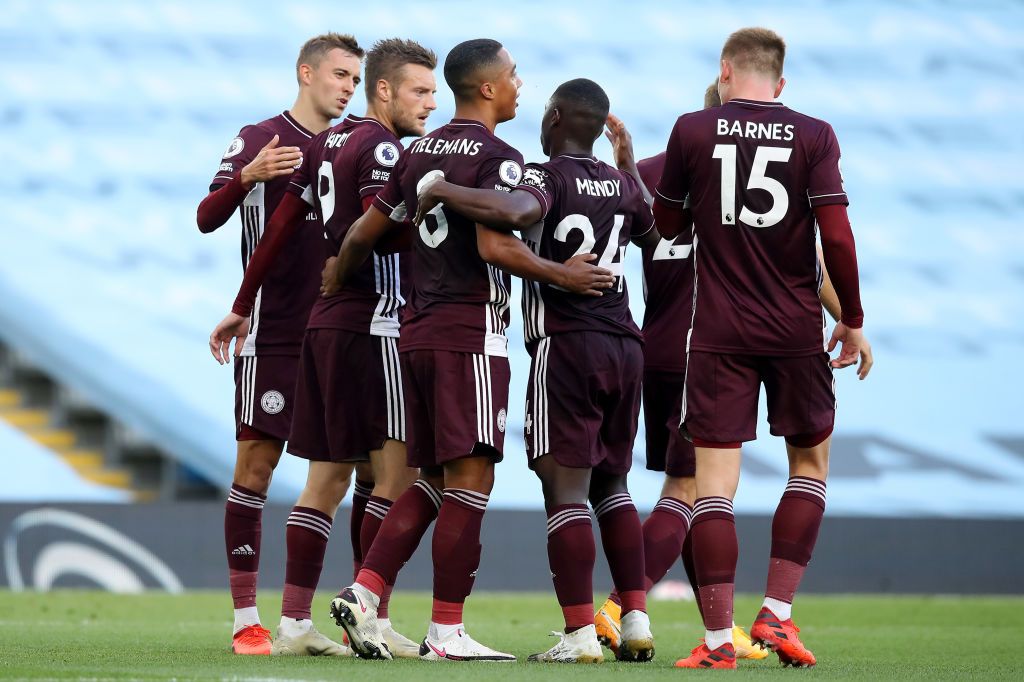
left=417, top=170, right=449, bottom=248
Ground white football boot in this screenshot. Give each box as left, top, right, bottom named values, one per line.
left=380, top=620, right=421, bottom=659
left=527, top=624, right=604, bottom=663
left=329, top=586, right=392, bottom=660
left=419, top=625, right=516, bottom=662
left=270, top=620, right=350, bottom=656
left=616, top=610, right=655, bottom=662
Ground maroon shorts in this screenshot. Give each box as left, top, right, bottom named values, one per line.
left=233, top=354, right=297, bottom=442
left=642, top=369, right=696, bottom=478
left=681, top=351, right=835, bottom=444
left=286, top=329, right=404, bottom=463
left=400, top=349, right=510, bottom=468
left=525, top=332, right=643, bottom=476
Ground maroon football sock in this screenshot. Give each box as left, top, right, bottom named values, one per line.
left=349, top=479, right=373, bottom=579
left=680, top=531, right=703, bottom=619
left=594, top=493, right=646, bottom=614
left=360, top=495, right=394, bottom=616
left=546, top=504, right=596, bottom=632
left=642, top=496, right=693, bottom=589
left=766, top=477, right=826, bottom=603
left=691, top=496, right=737, bottom=631
left=361, top=479, right=442, bottom=588
left=378, top=583, right=394, bottom=620
left=225, top=484, right=266, bottom=609
left=431, top=488, right=488, bottom=614
left=282, top=506, right=333, bottom=620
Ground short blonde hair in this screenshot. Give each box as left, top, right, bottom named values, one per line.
left=721, top=27, right=786, bottom=80
left=704, top=78, right=721, bottom=108
left=296, top=33, right=364, bottom=84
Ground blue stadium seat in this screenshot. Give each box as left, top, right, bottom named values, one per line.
left=2, top=0, right=1022, bottom=513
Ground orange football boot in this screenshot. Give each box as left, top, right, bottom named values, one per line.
left=232, top=624, right=273, bottom=655
left=674, top=642, right=736, bottom=669
left=749, top=607, right=816, bottom=667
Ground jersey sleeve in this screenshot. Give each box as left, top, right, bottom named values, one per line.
left=371, top=149, right=409, bottom=222
left=654, top=116, right=690, bottom=207
left=210, top=125, right=272, bottom=190
left=624, top=173, right=656, bottom=238
left=357, top=135, right=402, bottom=199
left=807, top=124, right=849, bottom=207
left=286, top=142, right=315, bottom=205
left=477, top=146, right=526, bottom=193
left=512, top=163, right=554, bottom=219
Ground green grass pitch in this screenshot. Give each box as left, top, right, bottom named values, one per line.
left=1, top=591, right=1022, bottom=680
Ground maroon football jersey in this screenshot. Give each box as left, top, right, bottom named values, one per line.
left=287, top=115, right=407, bottom=337
left=514, top=155, right=653, bottom=343
left=372, top=118, right=525, bottom=356
left=210, top=111, right=322, bottom=356
left=656, top=98, right=847, bottom=356
left=638, top=152, right=694, bottom=372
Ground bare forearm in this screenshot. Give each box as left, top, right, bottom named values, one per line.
left=476, top=225, right=566, bottom=286
left=816, top=244, right=841, bottom=322
left=432, top=182, right=538, bottom=231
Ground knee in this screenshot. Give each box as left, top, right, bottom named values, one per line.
left=234, top=451, right=279, bottom=494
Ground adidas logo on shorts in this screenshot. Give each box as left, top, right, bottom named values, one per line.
left=231, top=544, right=256, bottom=556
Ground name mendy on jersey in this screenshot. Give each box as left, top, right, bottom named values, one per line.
left=717, top=118, right=796, bottom=141
left=410, top=137, right=483, bottom=156
left=576, top=178, right=621, bottom=197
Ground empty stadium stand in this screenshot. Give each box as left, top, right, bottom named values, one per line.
left=1, top=0, right=1021, bottom=514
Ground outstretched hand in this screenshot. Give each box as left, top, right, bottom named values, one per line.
left=209, top=312, right=249, bottom=365
left=560, top=253, right=616, bottom=297
left=605, top=113, right=637, bottom=172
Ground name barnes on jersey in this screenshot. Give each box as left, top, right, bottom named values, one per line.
left=717, top=117, right=795, bottom=141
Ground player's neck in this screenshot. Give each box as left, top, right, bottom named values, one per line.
left=288, top=97, right=333, bottom=135
left=548, top=139, right=593, bottom=159
left=453, top=104, right=499, bottom=133
left=722, top=79, right=778, bottom=105
left=364, top=103, right=396, bottom=137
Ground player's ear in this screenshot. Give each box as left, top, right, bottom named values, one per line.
left=297, top=63, right=314, bottom=87
left=719, top=59, right=731, bottom=84
left=480, top=81, right=495, bottom=101
left=774, top=77, right=786, bottom=99
left=376, top=78, right=391, bottom=103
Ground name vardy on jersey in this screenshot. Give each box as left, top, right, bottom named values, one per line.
left=717, top=118, right=795, bottom=141
left=409, top=137, right=483, bottom=156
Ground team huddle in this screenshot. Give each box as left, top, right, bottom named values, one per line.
left=202, top=28, right=870, bottom=669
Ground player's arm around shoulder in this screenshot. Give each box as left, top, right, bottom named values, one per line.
left=413, top=176, right=543, bottom=232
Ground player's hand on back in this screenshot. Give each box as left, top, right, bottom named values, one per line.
left=413, top=177, right=445, bottom=226
left=209, top=313, right=250, bottom=365
left=827, top=322, right=865, bottom=373
left=559, top=253, right=616, bottom=297
left=604, top=113, right=637, bottom=172
left=240, top=134, right=302, bottom=189
left=321, top=256, right=341, bottom=297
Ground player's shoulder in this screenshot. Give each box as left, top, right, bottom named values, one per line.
left=779, top=105, right=835, bottom=134
left=348, top=116, right=403, bottom=162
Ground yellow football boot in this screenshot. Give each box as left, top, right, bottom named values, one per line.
left=594, top=598, right=621, bottom=653
left=733, top=624, right=769, bottom=659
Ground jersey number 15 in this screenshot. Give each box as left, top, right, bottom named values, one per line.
left=712, top=144, right=792, bottom=229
